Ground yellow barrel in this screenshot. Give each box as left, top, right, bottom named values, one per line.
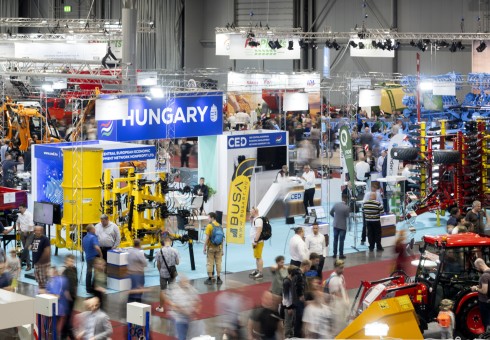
left=61, top=148, right=103, bottom=225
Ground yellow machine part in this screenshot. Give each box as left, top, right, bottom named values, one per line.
left=380, top=87, right=406, bottom=114
left=61, top=148, right=103, bottom=225
left=336, top=296, right=423, bottom=339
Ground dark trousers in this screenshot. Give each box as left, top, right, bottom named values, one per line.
left=382, top=183, right=389, bottom=212
left=20, top=231, right=33, bottom=266
left=61, top=299, right=75, bottom=339
left=480, top=301, right=490, bottom=332
left=366, top=220, right=382, bottom=250
left=86, top=258, right=95, bottom=293
left=361, top=213, right=367, bottom=243
left=317, top=256, right=325, bottom=278
left=100, top=246, right=111, bottom=263
left=181, top=155, right=189, bottom=167
left=303, top=188, right=315, bottom=214
left=293, top=300, right=305, bottom=337
left=333, top=228, right=346, bottom=256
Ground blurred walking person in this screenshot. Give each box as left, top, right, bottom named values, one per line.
left=168, top=276, right=201, bottom=340
left=155, top=233, right=180, bottom=313
left=325, top=259, right=349, bottom=336
left=127, top=239, right=148, bottom=303
left=248, top=291, right=284, bottom=340
left=61, top=254, right=77, bottom=339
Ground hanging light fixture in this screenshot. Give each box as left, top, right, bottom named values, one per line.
left=288, top=40, right=294, bottom=50
left=476, top=41, right=487, bottom=52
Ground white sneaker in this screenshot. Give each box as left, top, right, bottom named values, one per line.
left=249, top=270, right=258, bottom=277
left=155, top=306, right=164, bottom=313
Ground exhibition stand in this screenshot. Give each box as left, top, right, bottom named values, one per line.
left=0, top=290, right=36, bottom=340
left=127, top=302, right=151, bottom=340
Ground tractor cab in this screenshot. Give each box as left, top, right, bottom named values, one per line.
left=352, top=233, right=490, bottom=339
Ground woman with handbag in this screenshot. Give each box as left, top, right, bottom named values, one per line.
left=155, top=234, right=180, bottom=313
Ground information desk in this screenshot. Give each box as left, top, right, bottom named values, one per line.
left=257, top=178, right=322, bottom=219
left=380, top=214, right=397, bottom=248
left=0, top=290, right=35, bottom=338
left=107, top=249, right=131, bottom=291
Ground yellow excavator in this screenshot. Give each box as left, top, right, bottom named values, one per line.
left=0, top=97, right=62, bottom=151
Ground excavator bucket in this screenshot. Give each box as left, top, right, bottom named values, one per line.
left=336, top=295, right=423, bottom=339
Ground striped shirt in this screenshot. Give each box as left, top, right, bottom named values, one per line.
left=363, top=200, right=384, bottom=221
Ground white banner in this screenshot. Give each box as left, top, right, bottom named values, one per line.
left=359, top=89, right=382, bottom=106
left=216, top=33, right=230, bottom=56
left=15, top=42, right=107, bottom=61
left=350, top=78, right=372, bottom=92
left=227, top=72, right=320, bottom=93
left=386, top=134, right=408, bottom=177
left=228, top=35, right=300, bottom=60
left=283, top=92, right=309, bottom=111
left=0, top=43, right=14, bottom=58
left=95, top=98, right=129, bottom=121
left=432, top=82, right=456, bottom=96
left=350, top=39, right=395, bottom=58
left=136, top=72, right=158, bottom=86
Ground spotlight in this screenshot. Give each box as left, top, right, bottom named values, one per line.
left=477, top=41, right=487, bottom=53
left=456, top=41, right=465, bottom=50
left=449, top=42, right=457, bottom=53
left=358, top=32, right=366, bottom=39
left=416, top=40, right=426, bottom=52
left=358, top=42, right=365, bottom=49
left=268, top=40, right=276, bottom=49
left=393, top=41, right=401, bottom=50
left=248, top=40, right=260, bottom=47
left=423, top=39, right=431, bottom=45
left=274, top=39, right=282, bottom=49
left=437, top=40, right=449, bottom=48
left=310, top=41, right=318, bottom=49
left=325, top=40, right=333, bottom=48
left=371, top=40, right=377, bottom=48
left=332, top=40, right=340, bottom=50
left=247, top=31, right=255, bottom=39
left=410, top=40, right=416, bottom=47
left=288, top=40, right=294, bottom=50
left=299, top=39, right=308, bottom=49
left=349, top=41, right=358, bottom=48
left=377, top=42, right=386, bottom=50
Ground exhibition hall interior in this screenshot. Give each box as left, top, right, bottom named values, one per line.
left=4, top=0, right=490, bottom=339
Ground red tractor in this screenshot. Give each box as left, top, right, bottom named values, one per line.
left=352, top=233, right=490, bottom=339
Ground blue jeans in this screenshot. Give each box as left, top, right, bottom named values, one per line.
left=333, top=228, right=346, bottom=256
left=128, top=273, right=145, bottom=303
left=174, top=319, right=189, bottom=340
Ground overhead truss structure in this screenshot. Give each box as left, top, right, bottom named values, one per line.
left=215, top=27, right=490, bottom=42
left=0, top=17, right=155, bottom=33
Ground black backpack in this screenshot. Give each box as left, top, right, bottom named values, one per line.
left=258, top=216, right=272, bottom=241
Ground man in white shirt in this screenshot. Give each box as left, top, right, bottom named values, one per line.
left=355, top=156, right=371, bottom=182
left=95, top=214, right=121, bottom=262
left=289, top=227, right=308, bottom=267
left=16, top=203, right=34, bottom=271
left=326, top=259, right=349, bottom=336
left=305, top=222, right=327, bottom=278
left=301, top=165, right=316, bottom=217
left=249, top=207, right=264, bottom=280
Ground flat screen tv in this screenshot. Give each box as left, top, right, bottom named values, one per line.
left=33, top=202, right=61, bottom=225
left=257, top=146, right=287, bottom=171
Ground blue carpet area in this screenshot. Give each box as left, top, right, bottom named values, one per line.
left=15, top=208, right=447, bottom=297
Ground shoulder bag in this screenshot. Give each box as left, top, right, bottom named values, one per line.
left=160, top=249, right=178, bottom=279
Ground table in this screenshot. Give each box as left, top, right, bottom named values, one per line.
left=195, top=215, right=208, bottom=243
left=0, top=290, right=35, bottom=339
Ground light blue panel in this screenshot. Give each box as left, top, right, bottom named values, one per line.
left=198, top=135, right=218, bottom=191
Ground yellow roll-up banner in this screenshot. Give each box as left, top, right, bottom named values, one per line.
left=226, top=175, right=251, bottom=244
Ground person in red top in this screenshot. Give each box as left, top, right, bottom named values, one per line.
left=394, top=230, right=410, bottom=275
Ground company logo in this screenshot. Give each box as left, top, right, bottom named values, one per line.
left=122, top=105, right=209, bottom=127
left=100, top=121, right=114, bottom=137
left=210, top=104, right=218, bottom=122
left=275, top=135, right=283, bottom=143
left=340, top=129, right=349, bottom=147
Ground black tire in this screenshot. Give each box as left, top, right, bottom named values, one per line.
left=390, top=147, right=419, bottom=161
left=457, top=296, right=485, bottom=339
left=433, top=150, right=460, bottom=164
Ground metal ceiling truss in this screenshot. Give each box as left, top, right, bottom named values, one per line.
left=0, top=33, right=123, bottom=41
left=0, top=17, right=154, bottom=33
left=216, top=27, right=490, bottom=42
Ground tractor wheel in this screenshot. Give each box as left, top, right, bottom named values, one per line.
left=433, top=150, right=460, bottom=164
left=457, top=297, right=485, bottom=339
left=390, top=147, right=419, bottom=161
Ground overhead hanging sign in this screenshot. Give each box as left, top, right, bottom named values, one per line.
left=227, top=132, right=287, bottom=149
left=97, top=93, right=223, bottom=141
left=283, top=92, right=309, bottom=111
left=350, top=39, right=395, bottom=58
left=228, top=34, right=300, bottom=60
left=15, top=42, right=107, bottom=60
left=216, top=33, right=230, bottom=56
left=95, top=98, right=129, bottom=121
left=359, top=89, right=382, bottom=107
left=432, top=82, right=456, bottom=96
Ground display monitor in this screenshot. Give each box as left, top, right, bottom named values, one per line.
left=257, top=146, right=287, bottom=171
left=34, top=201, right=55, bottom=225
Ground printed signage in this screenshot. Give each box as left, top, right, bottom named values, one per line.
left=35, top=144, right=156, bottom=163
left=97, top=93, right=223, bottom=142
left=228, top=34, right=301, bottom=60
left=227, top=132, right=287, bottom=149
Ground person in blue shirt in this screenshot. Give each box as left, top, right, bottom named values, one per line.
left=82, top=225, right=102, bottom=294
left=46, top=266, right=69, bottom=317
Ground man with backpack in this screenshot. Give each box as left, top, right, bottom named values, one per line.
left=203, top=212, right=224, bottom=285
left=249, top=207, right=271, bottom=280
